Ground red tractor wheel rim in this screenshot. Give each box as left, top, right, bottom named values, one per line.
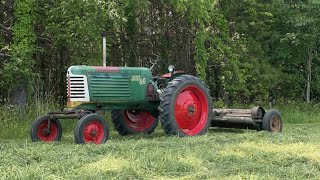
left=37, top=119, right=58, bottom=141
left=124, top=110, right=156, bottom=131
left=174, top=85, right=209, bottom=135
left=83, top=120, right=105, bottom=144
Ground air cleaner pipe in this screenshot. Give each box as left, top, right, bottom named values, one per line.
left=102, top=32, right=107, bottom=67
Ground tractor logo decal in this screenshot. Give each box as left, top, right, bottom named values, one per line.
left=131, top=75, right=146, bottom=85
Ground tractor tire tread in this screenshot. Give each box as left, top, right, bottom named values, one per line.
left=30, top=115, right=62, bottom=142
left=111, top=110, right=158, bottom=136
left=262, top=109, right=283, bottom=132
left=159, top=74, right=212, bottom=137
left=74, top=113, right=109, bottom=144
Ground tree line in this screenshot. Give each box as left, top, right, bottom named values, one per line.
left=1, top=0, right=320, bottom=108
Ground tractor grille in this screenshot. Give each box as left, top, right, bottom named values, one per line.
left=67, top=71, right=89, bottom=102
left=89, top=73, right=131, bottom=98
left=69, top=76, right=86, bottom=99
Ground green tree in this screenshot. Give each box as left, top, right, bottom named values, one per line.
left=214, top=0, right=281, bottom=104
left=270, top=0, right=320, bottom=102
left=1, top=0, right=36, bottom=116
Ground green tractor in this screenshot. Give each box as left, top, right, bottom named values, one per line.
left=30, top=35, right=282, bottom=144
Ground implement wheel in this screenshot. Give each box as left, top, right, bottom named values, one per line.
left=159, top=75, right=212, bottom=136
left=30, top=115, right=62, bottom=142
left=74, top=114, right=109, bottom=144
left=262, top=110, right=283, bottom=132
left=111, top=110, right=158, bottom=135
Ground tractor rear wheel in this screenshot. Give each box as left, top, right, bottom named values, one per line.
left=74, top=114, right=109, bottom=144
left=111, top=110, right=158, bottom=135
left=30, top=115, right=62, bottom=142
left=159, top=75, right=212, bottom=136
left=262, top=110, right=283, bottom=132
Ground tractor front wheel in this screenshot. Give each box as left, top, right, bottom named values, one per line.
left=111, top=110, right=158, bottom=135
left=159, top=75, right=212, bottom=136
left=30, top=115, right=62, bottom=142
left=74, top=114, right=109, bottom=144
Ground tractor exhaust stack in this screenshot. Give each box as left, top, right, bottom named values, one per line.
left=102, top=32, right=107, bottom=67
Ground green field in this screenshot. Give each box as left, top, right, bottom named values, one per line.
left=1, top=104, right=320, bottom=179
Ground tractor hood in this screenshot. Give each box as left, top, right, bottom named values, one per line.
left=67, top=65, right=154, bottom=107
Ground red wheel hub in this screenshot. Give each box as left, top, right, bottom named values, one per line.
left=174, top=86, right=209, bottom=135
left=124, top=110, right=156, bottom=131
left=83, top=120, right=105, bottom=144
left=37, top=119, right=58, bottom=141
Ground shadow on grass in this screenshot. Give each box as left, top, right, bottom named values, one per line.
left=112, top=127, right=251, bottom=142
left=111, top=131, right=165, bottom=141
left=208, top=127, right=249, bottom=134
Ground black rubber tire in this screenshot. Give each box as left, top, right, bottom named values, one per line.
left=111, top=110, right=158, bottom=135
left=158, top=74, right=213, bottom=136
left=30, top=115, right=62, bottom=142
left=262, top=110, right=283, bottom=132
left=74, top=114, right=109, bottom=144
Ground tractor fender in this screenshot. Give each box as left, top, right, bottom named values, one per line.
left=161, top=71, right=186, bottom=81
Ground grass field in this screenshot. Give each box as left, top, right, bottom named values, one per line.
left=1, top=103, right=320, bottom=179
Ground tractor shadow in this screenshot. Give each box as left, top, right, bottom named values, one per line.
left=208, top=127, right=249, bottom=134
left=109, top=130, right=166, bottom=141
left=110, top=127, right=252, bottom=142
